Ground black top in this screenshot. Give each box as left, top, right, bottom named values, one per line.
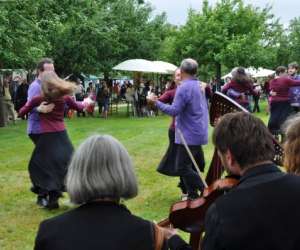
left=169, top=163, right=300, bottom=250
left=35, top=201, right=165, bottom=250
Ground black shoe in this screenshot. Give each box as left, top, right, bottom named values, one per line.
left=187, top=192, right=200, bottom=200
left=46, top=194, right=59, bottom=210
left=37, top=195, right=49, bottom=207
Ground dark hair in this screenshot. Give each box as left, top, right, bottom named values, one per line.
left=276, top=66, right=287, bottom=76
left=232, top=67, right=250, bottom=84
left=288, top=62, right=299, bottom=70
left=213, top=112, right=275, bottom=168
left=36, top=58, right=54, bottom=72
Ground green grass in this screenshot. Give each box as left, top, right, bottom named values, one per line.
left=0, top=103, right=269, bottom=250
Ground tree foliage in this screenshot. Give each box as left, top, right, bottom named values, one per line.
left=0, top=0, right=168, bottom=76
left=161, top=0, right=299, bottom=80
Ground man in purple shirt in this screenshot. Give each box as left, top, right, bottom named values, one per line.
left=27, top=58, right=55, bottom=143
left=288, top=62, right=300, bottom=111
left=149, top=58, right=209, bottom=199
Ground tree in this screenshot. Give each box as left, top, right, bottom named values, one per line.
left=163, top=0, right=279, bottom=80
left=0, top=1, right=47, bottom=69
left=289, top=17, right=300, bottom=63
left=0, top=0, right=169, bottom=77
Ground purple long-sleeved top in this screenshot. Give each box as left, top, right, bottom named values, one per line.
left=27, top=79, right=42, bottom=134
left=156, top=78, right=208, bottom=146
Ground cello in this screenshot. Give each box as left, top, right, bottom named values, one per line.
left=158, top=92, right=284, bottom=250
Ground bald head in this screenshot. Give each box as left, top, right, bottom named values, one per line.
left=180, top=58, right=198, bottom=78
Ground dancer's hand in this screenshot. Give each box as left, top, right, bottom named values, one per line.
left=37, top=102, right=55, bottom=113
left=147, top=93, right=158, bottom=103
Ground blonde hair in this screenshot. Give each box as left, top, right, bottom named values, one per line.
left=283, top=114, right=300, bottom=175
left=41, top=71, right=76, bottom=100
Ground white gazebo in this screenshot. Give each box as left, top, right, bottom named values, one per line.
left=222, top=67, right=275, bottom=79
left=113, top=59, right=177, bottom=75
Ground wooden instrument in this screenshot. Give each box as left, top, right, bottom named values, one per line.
left=158, top=92, right=285, bottom=250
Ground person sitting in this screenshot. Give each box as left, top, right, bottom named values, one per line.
left=283, top=114, right=300, bottom=175
left=165, top=112, right=300, bottom=250
left=34, top=134, right=168, bottom=250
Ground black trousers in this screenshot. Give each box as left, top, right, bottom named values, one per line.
left=252, top=97, right=260, bottom=113
left=175, top=144, right=205, bottom=194
left=29, top=133, right=41, bottom=145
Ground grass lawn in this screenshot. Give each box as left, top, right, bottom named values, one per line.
left=0, top=103, right=269, bottom=250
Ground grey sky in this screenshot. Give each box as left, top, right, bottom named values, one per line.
left=148, top=0, right=300, bottom=26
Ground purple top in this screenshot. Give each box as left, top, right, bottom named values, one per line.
left=27, top=79, right=42, bottom=134
left=289, top=75, right=300, bottom=107
left=156, top=78, right=208, bottom=146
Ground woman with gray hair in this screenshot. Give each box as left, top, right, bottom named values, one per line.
left=34, top=134, right=167, bottom=250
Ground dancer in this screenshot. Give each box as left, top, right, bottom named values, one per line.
left=288, top=62, right=300, bottom=112
left=148, top=58, right=208, bottom=199
left=155, top=69, right=188, bottom=194
left=19, top=71, right=85, bottom=209
left=222, top=67, right=258, bottom=111
left=268, top=66, right=300, bottom=139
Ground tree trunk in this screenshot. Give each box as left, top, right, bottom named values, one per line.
left=215, top=62, right=222, bottom=82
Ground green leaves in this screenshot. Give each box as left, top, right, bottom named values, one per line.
left=161, top=0, right=297, bottom=80
left=0, top=0, right=168, bottom=76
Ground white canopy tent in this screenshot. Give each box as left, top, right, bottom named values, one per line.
left=152, top=61, right=178, bottom=74
left=222, top=67, right=275, bottom=79
left=113, top=59, right=177, bottom=75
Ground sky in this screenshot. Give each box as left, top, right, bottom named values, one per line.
left=147, top=0, right=300, bottom=26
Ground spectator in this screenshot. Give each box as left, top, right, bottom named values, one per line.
left=96, top=82, right=110, bottom=119
left=34, top=135, right=168, bottom=250
left=15, top=78, right=29, bottom=118
left=3, top=77, right=16, bottom=124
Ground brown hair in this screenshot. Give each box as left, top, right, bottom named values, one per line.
left=37, top=58, right=54, bottom=72
left=288, top=62, right=299, bottom=70
left=213, top=112, right=275, bottom=169
left=283, top=114, right=300, bottom=174
left=231, top=67, right=250, bottom=85
left=275, top=66, right=287, bottom=76
left=41, top=72, right=76, bottom=101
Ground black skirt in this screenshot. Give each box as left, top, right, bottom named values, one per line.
left=268, top=101, right=293, bottom=134
left=157, top=129, right=179, bottom=176
left=29, top=130, right=74, bottom=195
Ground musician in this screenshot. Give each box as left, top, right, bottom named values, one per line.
left=148, top=58, right=209, bottom=200
left=283, top=114, right=300, bottom=175
left=165, top=112, right=300, bottom=250
left=34, top=135, right=168, bottom=250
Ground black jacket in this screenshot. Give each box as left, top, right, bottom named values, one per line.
left=169, top=164, right=300, bottom=250
left=35, top=201, right=165, bottom=250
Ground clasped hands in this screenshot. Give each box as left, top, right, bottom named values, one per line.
left=37, top=102, right=55, bottom=113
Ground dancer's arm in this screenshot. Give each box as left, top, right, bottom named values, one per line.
left=156, top=86, right=186, bottom=116
left=18, top=96, right=43, bottom=117
left=287, top=78, right=300, bottom=87
left=64, top=96, right=84, bottom=111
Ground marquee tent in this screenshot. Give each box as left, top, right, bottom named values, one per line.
left=113, top=59, right=177, bottom=74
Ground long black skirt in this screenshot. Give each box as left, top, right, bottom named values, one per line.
left=157, top=129, right=179, bottom=176
left=268, top=101, right=293, bottom=134
left=29, top=130, right=74, bottom=196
